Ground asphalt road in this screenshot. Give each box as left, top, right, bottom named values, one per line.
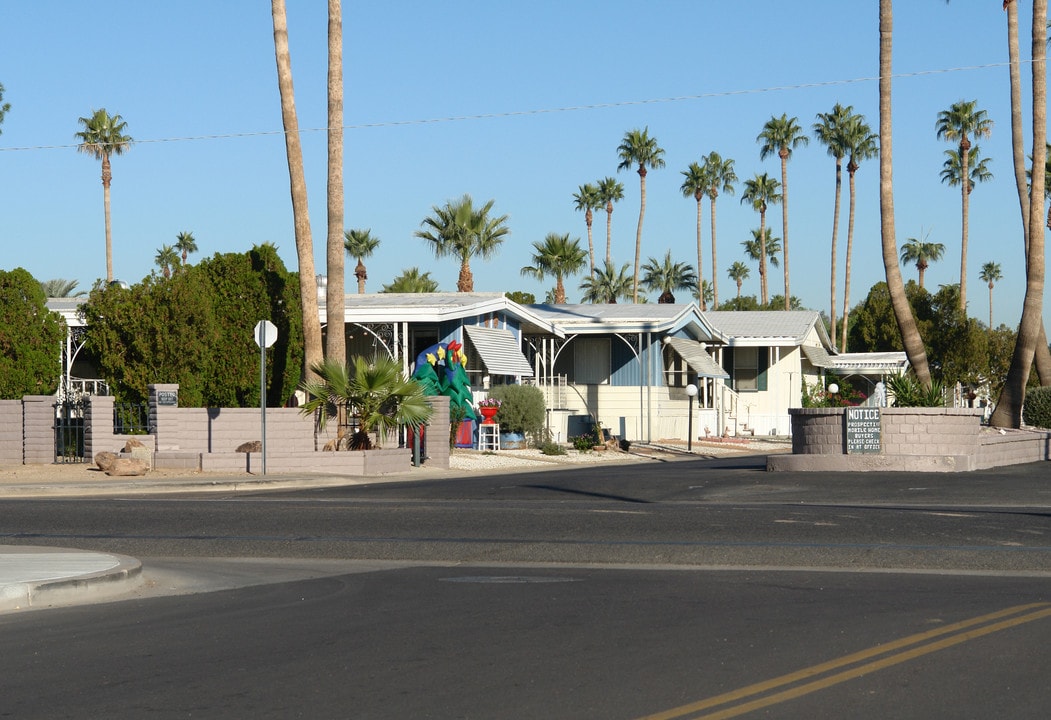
left=2, top=458, right=1051, bottom=718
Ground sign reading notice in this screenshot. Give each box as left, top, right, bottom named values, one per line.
left=157, top=390, right=178, bottom=406
left=845, top=407, right=881, bottom=454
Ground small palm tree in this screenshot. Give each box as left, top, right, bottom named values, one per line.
left=841, top=113, right=879, bottom=351
left=39, top=279, right=85, bottom=298
left=727, top=261, right=750, bottom=299
left=640, top=251, right=698, bottom=304
left=758, top=113, right=809, bottom=309
left=941, top=146, right=993, bottom=196
left=174, top=231, right=198, bottom=267
left=580, top=260, right=633, bottom=303
left=573, top=184, right=603, bottom=275
left=700, top=151, right=737, bottom=309
left=381, top=267, right=439, bottom=293
left=75, top=108, right=133, bottom=283
left=0, top=82, right=9, bottom=136
left=154, top=245, right=180, bottom=280
left=617, top=127, right=666, bottom=302
left=595, top=176, right=625, bottom=266
left=344, top=228, right=381, bottom=294
left=813, top=103, right=855, bottom=341
left=899, top=231, right=945, bottom=289
left=742, top=228, right=782, bottom=297
left=680, top=162, right=710, bottom=309
left=936, top=99, right=993, bottom=311
left=520, top=233, right=588, bottom=304
left=415, top=194, right=509, bottom=292
left=692, top=279, right=714, bottom=308
left=299, top=356, right=433, bottom=450
left=979, top=261, right=1003, bottom=329
left=740, top=173, right=782, bottom=305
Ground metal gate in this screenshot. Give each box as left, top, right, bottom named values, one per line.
left=54, top=397, right=86, bottom=463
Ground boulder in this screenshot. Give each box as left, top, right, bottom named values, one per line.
left=105, top=457, right=149, bottom=476
left=123, top=438, right=146, bottom=452
left=236, top=440, right=262, bottom=453
left=94, top=451, right=119, bottom=472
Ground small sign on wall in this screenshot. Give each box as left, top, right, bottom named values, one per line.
left=845, top=407, right=881, bottom=454
left=156, top=390, right=178, bottom=406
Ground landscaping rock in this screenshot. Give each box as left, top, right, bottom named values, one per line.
left=94, top=451, right=118, bottom=472
left=105, top=457, right=149, bottom=476
left=236, top=441, right=262, bottom=453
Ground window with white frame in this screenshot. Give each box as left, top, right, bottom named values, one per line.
left=573, top=337, right=610, bottom=384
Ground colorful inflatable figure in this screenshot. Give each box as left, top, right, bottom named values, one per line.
left=411, top=339, right=477, bottom=423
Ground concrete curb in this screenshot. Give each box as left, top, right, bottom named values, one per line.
left=0, top=547, right=142, bottom=612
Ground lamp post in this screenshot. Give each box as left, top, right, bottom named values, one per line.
left=685, top=383, right=698, bottom=452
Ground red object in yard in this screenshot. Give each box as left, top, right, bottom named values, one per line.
left=479, top=406, right=499, bottom=424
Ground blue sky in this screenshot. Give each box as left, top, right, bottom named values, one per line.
left=0, top=1, right=1041, bottom=329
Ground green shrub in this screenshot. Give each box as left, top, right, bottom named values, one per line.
left=886, top=373, right=945, bottom=407
left=487, top=384, right=546, bottom=439
left=1023, top=386, right=1051, bottom=428
left=571, top=435, right=593, bottom=452
left=538, top=441, right=566, bottom=456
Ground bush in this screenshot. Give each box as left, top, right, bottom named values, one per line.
left=487, top=384, right=546, bottom=440
left=1023, top=386, right=1051, bottom=429
left=886, top=373, right=945, bottom=407
left=571, top=435, right=593, bottom=452
left=538, top=441, right=566, bottom=456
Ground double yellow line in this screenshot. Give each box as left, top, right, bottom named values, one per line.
left=639, top=602, right=1051, bottom=720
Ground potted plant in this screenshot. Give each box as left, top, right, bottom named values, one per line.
left=477, top=397, right=501, bottom=424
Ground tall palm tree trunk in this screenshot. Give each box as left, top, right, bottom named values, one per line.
left=841, top=168, right=857, bottom=352
left=633, top=169, right=647, bottom=303
left=989, top=282, right=995, bottom=330
left=272, top=0, right=323, bottom=382
left=779, top=154, right=791, bottom=309
left=709, top=196, right=720, bottom=308
left=829, top=158, right=843, bottom=342
left=585, top=209, right=595, bottom=276
left=759, top=210, right=768, bottom=305
left=102, top=156, right=113, bottom=283
left=457, top=257, right=473, bottom=292
left=605, top=204, right=613, bottom=267
left=878, top=0, right=931, bottom=384
left=695, top=193, right=705, bottom=310
left=958, top=137, right=971, bottom=312
left=325, top=0, right=346, bottom=366
left=992, top=0, right=1047, bottom=427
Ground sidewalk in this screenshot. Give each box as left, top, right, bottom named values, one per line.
left=0, top=545, right=141, bottom=612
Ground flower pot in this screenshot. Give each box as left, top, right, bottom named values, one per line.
left=479, top=406, right=499, bottom=424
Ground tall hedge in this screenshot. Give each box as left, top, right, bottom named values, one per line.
left=0, top=268, right=65, bottom=398
left=80, top=245, right=303, bottom=406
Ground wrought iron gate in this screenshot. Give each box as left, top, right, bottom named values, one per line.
left=54, top=397, right=86, bottom=463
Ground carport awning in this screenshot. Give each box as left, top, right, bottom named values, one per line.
left=665, top=337, right=729, bottom=379
left=463, top=325, right=534, bottom=377
left=801, top=344, right=833, bottom=368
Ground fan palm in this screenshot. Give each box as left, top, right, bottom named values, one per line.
left=727, top=261, right=750, bottom=299
left=39, top=279, right=84, bottom=298
left=154, top=245, right=180, bottom=280
left=381, top=267, right=439, bottom=293
left=979, top=261, right=1003, bottom=329
left=325, top=0, right=346, bottom=366
left=595, top=176, right=624, bottom=266
left=580, top=260, right=633, bottom=304
left=758, top=114, right=809, bottom=309
left=680, top=162, right=709, bottom=308
left=740, top=173, right=781, bottom=305
left=344, top=228, right=380, bottom=294
left=573, top=184, right=602, bottom=276
left=813, top=103, right=855, bottom=340
left=520, top=233, right=588, bottom=304
left=936, top=99, right=993, bottom=311
left=174, top=231, right=198, bottom=267
left=742, top=227, right=782, bottom=297
left=842, top=113, right=879, bottom=352
left=700, top=151, right=736, bottom=309
left=415, top=194, right=509, bottom=292
left=940, top=146, right=993, bottom=196
left=899, top=232, right=945, bottom=289
left=617, top=127, right=666, bottom=302
left=640, top=251, right=697, bottom=304
left=75, top=108, right=133, bottom=284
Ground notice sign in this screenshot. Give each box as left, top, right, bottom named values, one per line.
left=845, top=407, right=881, bottom=454
left=157, top=390, right=178, bottom=406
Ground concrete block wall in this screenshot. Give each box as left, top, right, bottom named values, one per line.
left=22, top=396, right=55, bottom=464
left=881, top=408, right=981, bottom=457
left=976, top=430, right=1051, bottom=469
left=0, top=400, right=23, bottom=464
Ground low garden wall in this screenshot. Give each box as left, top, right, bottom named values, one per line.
left=769, top=407, right=1051, bottom=472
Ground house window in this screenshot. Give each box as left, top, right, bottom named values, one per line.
left=662, top=345, right=688, bottom=388
left=726, top=346, right=767, bottom=392
left=573, top=338, right=610, bottom=385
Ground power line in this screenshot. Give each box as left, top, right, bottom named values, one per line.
left=0, top=60, right=1016, bottom=153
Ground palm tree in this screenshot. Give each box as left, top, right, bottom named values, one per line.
left=174, top=231, right=198, bottom=266
left=936, top=99, right=993, bottom=312
left=415, top=194, right=509, bottom=292
left=899, top=232, right=945, bottom=289
left=742, top=228, right=782, bottom=295
left=271, top=0, right=324, bottom=381
left=344, top=228, right=380, bottom=294
left=0, top=82, right=10, bottom=135
left=740, top=173, right=781, bottom=305
left=640, top=251, right=697, bottom=304
left=573, top=183, right=602, bottom=275
left=692, top=279, right=714, bottom=309
left=979, top=261, right=1003, bottom=329
left=616, top=127, right=666, bottom=302
left=580, top=260, right=633, bottom=304
left=758, top=114, right=809, bottom=309
left=325, top=0, right=346, bottom=366
left=595, top=176, right=624, bottom=266
left=520, top=232, right=588, bottom=304
left=39, top=279, right=84, bottom=298
left=381, top=267, right=439, bottom=293
left=842, top=113, right=879, bottom=352
left=700, top=151, right=736, bottom=309
left=993, top=0, right=1048, bottom=428
left=877, top=0, right=931, bottom=383
left=813, top=103, right=855, bottom=341
left=940, top=146, right=993, bottom=202
left=727, top=261, right=750, bottom=299
left=75, top=108, right=132, bottom=284
left=154, top=245, right=180, bottom=280
left=680, top=162, right=709, bottom=309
